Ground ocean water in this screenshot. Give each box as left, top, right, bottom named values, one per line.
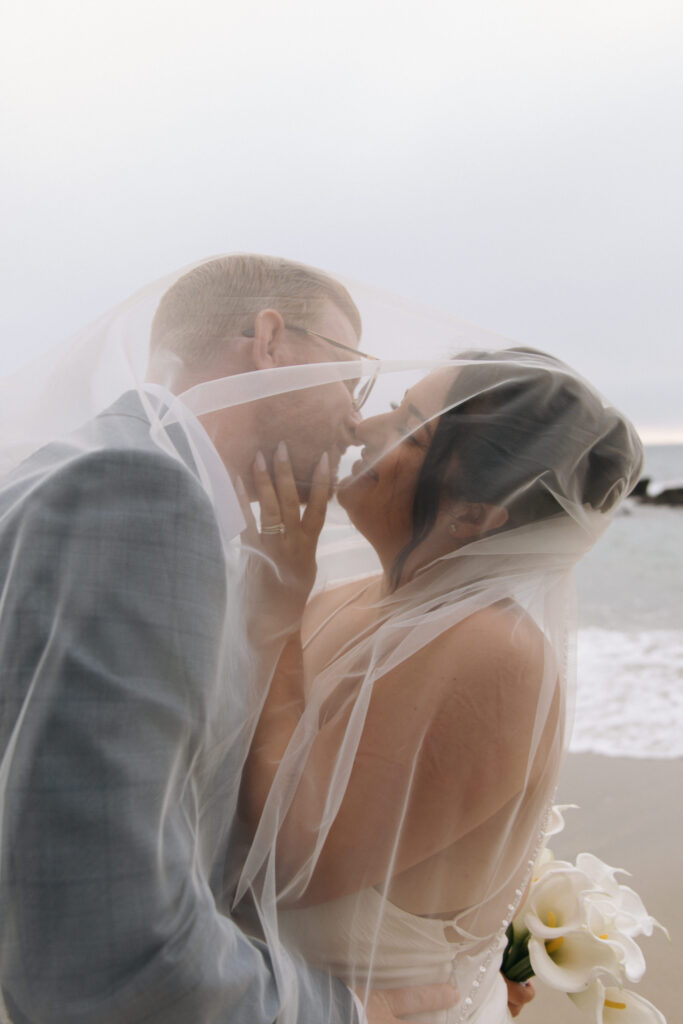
left=573, top=445, right=683, bottom=758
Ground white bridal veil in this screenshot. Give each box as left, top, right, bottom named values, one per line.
left=0, top=256, right=643, bottom=1024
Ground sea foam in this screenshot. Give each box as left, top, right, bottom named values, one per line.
left=571, top=628, right=683, bottom=758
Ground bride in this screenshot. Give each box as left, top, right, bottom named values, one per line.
left=238, top=348, right=643, bottom=1023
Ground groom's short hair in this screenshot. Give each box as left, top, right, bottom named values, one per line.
left=150, top=254, right=361, bottom=368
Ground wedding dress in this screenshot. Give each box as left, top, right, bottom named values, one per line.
left=279, top=887, right=511, bottom=1023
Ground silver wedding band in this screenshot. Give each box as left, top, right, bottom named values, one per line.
left=260, top=522, right=286, bottom=536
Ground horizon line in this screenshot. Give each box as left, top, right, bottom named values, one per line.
left=637, top=429, right=683, bottom=445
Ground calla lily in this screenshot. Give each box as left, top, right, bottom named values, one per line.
left=546, top=803, right=579, bottom=838
left=501, top=828, right=668, bottom=1020
left=607, top=886, right=662, bottom=939
left=534, top=845, right=556, bottom=873
left=511, top=915, right=531, bottom=944
left=511, top=846, right=561, bottom=940
left=511, top=843, right=575, bottom=941
left=584, top=900, right=646, bottom=983
left=578, top=853, right=667, bottom=940
left=532, top=851, right=577, bottom=884
left=577, top=853, right=629, bottom=894
left=528, top=927, right=624, bottom=992
left=570, top=980, right=667, bottom=1023
left=523, top=865, right=598, bottom=939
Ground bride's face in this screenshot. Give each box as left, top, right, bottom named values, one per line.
left=337, top=369, right=453, bottom=552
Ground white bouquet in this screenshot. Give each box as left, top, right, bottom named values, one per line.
left=501, top=807, right=668, bottom=1023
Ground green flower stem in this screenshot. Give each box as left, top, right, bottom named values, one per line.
left=502, top=938, right=528, bottom=963
left=503, top=954, right=534, bottom=984
left=501, top=925, right=535, bottom=984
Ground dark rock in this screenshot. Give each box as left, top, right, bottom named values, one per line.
left=649, top=487, right=683, bottom=506
left=631, top=478, right=650, bottom=498
left=633, top=478, right=683, bottom=506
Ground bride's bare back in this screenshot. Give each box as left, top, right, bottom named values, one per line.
left=298, top=577, right=558, bottom=919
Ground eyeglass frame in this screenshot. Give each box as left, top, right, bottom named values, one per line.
left=241, top=322, right=380, bottom=411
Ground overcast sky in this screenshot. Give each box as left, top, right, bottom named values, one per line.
left=2, top=0, right=682, bottom=441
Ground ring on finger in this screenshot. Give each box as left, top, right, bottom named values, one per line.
left=260, top=522, right=286, bottom=536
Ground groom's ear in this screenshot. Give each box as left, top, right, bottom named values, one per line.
left=248, top=309, right=287, bottom=370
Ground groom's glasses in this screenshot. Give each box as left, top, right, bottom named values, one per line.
left=242, top=323, right=379, bottom=411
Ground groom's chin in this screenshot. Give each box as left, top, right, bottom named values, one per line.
left=294, top=475, right=337, bottom=505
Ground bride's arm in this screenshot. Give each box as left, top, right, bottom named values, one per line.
left=242, top=575, right=374, bottom=839
left=235, top=449, right=329, bottom=821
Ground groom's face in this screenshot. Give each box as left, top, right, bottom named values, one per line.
left=264, top=301, right=362, bottom=499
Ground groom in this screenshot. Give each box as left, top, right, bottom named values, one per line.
left=0, top=255, right=458, bottom=1023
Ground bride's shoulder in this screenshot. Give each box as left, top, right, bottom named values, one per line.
left=417, top=601, right=546, bottom=696
left=302, top=574, right=381, bottom=634
left=458, top=600, right=543, bottom=646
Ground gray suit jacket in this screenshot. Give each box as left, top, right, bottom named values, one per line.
left=0, top=393, right=353, bottom=1023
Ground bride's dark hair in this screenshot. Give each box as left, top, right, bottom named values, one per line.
left=389, top=348, right=643, bottom=589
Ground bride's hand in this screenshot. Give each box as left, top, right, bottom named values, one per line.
left=237, top=443, right=330, bottom=634
left=504, top=977, right=535, bottom=1017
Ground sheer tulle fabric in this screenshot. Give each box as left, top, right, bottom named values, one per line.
left=0, top=257, right=642, bottom=1024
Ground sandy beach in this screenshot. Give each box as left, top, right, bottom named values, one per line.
left=522, top=752, right=681, bottom=1023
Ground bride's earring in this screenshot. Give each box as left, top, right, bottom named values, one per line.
left=448, top=521, right=459, bottom=536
